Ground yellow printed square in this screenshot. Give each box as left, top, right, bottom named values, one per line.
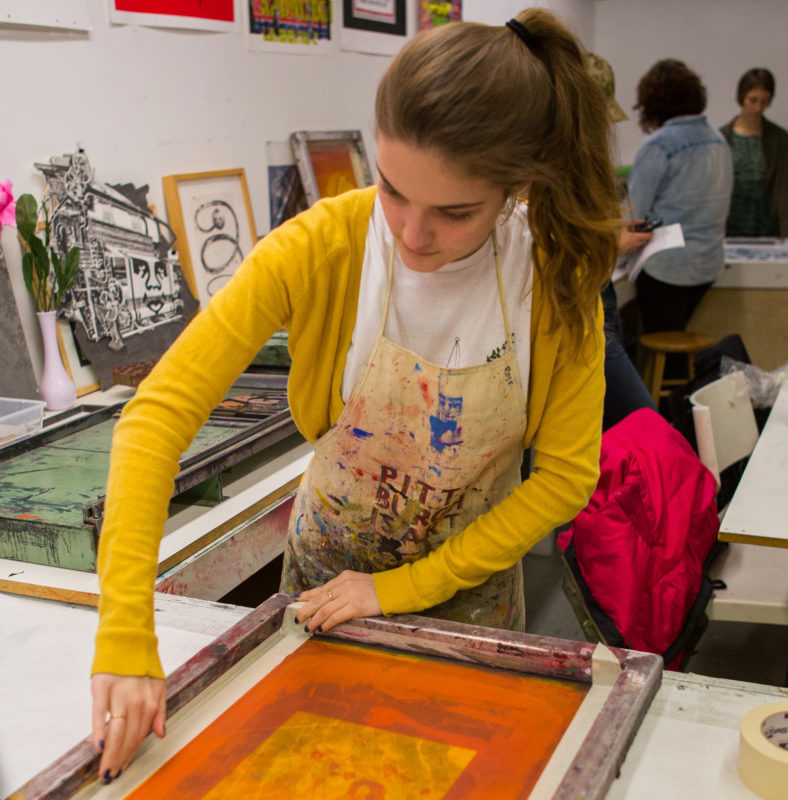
left=202, top=710, right=476, bottom=798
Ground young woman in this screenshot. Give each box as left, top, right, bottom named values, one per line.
left=627, top=59, right=733, bottom=333
left=91, top=9, right=620, bottom=782
left=720, top=68, right=788, bottom=237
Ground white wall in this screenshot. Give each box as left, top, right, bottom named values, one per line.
left=0, top=1, right=595, bottom=380
left=0, top=12, right=391, bottom=238
left=594, top=0, right=788, bottom=166
left=0, top=1, right=595, bottom=233
left=465, top=0, right=595, bottom=37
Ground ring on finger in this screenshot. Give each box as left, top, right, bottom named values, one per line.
left=109, top=714, right=127, bottom=721
left=327, top=589, right=334, bottom=600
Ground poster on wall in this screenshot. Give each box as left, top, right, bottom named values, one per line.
left=340, top=0, right=407, bottom=56
left=108, top=0, right=239, bottom=32
left=34, top=148, right=199, bottom=390
left=247, top=0, right=335, bottom=54
left=417, top=0, right=461, bottom=30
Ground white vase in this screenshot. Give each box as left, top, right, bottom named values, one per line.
left=36, top=310, right=77, bottom=411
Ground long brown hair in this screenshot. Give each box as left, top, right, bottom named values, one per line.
left=375, top=8, right=620, bottom=350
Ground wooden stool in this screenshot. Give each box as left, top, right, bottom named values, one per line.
left=639, top=331, right=716, bottom=404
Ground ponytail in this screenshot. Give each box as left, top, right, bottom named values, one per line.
left=513, top=9, right=621, bottom=346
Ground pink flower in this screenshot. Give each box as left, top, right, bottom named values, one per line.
left=0, top=179, right=16, bottom=231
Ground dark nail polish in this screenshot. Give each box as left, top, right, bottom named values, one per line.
left=317, top=626, right=323, bottom=633
left=102, top=769, right=112, bottom=785
left=114, top=769, right=123, bottom=779
left=99, top=740, right=104, bottom=750
left=303, top=625, right=309, bottom=633
left=294, top=592, right=301, bottom=599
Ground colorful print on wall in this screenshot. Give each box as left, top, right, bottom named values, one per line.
left=124, top=638, right=588, bottom=798
left=418, top=0, right=461, bottom=30
left=247, top=0, right=334, bottom=52
left=109, top=0, right=238, bottom=32
left=34, top=149, right=199, bottom=390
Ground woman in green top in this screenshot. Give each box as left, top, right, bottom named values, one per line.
left=720, top=68, right=788, bottom=237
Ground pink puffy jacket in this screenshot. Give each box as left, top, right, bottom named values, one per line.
left=558, top=409, right=719, bottom=663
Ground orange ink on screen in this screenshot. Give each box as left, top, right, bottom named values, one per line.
left=124, top=639, right=587, bottom=799
left=308, top=145, right=358, bottom=198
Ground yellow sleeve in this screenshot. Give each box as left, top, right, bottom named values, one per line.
left=373, top=299, right=605, bottom=615
left=92, top=264, right=286, bottom=677
left=91, top=188, right=375, bottom=678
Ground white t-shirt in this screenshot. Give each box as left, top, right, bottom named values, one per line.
left=342, top=196, right=533, bottom=402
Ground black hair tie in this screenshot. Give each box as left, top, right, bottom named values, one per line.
left=506, top=18, right=537, bottom=50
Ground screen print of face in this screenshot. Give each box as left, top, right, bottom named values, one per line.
left=128, top=257, right=178, bottom=325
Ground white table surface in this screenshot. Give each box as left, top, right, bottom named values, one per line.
left=0, top=592, right=249, bottom=796
left=1, top=592, right=785, bottom=800
left=719, top=380, right=788, bottom=548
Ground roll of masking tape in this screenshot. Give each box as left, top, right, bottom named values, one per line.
left=737, top=701, right=788, bottom=800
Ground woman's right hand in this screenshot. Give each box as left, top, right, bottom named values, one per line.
left=91, top=673, right=167, bottom=784
left=619, top=223, right=654, bottom=255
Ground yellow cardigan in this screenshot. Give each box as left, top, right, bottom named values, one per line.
left=93, top=186, right=604, bottom=679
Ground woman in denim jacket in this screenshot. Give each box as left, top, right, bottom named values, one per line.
left=627, top=59, right=733, bottom=333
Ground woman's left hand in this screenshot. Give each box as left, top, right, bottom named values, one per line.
left=295, top=571, right=382, bottom=633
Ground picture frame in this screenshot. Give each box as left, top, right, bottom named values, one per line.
left=162, top=169, right=258, bottom=308
left=289, top=130, right=374, bottom=207
left=340, top=0, right=407, bottom=55
left=343, top=0, right=405, bottom=35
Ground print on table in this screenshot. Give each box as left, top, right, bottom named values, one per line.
left=124, top=638, right=588, bottom=799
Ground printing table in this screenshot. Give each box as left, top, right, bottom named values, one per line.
left=2, top=591, right=784, bottom=800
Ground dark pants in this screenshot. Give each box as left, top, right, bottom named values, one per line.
left=636, top=271, right=714, bottom=381
left=602, top=286, right=657, bottom=431
left=635, top=271, right=713, bottom=333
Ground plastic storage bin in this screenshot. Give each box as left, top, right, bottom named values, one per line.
left=0, top=397, right=46, bottom=447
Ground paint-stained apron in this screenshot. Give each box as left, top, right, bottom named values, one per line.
left=281, top=233, right=529, bottom=630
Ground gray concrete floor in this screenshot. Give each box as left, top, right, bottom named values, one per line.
left=523, top=536, right=788, bottom=688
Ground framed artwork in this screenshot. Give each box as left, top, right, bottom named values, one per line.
left=246, top=0, right=335, bottom=54
left=289, top=130, right=373, bottom=207
left=343, top=0, right=405, bottom=34
left=162, top=169, right=257, bottom=308
left=340, top=0, right=407, bottom=55
left=56, top=320, right=100, bottom=397
left=108, top=0, right=239, bottom=32
left=417, top=0, right=461, bottom=30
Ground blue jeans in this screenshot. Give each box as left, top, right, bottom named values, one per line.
left=602, top=289, right=656, bottom=431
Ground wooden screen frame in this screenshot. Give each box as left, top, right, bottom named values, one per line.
left=289, top=129, right=374, bottom=206
left=14, top=593, right=662, bottom=800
